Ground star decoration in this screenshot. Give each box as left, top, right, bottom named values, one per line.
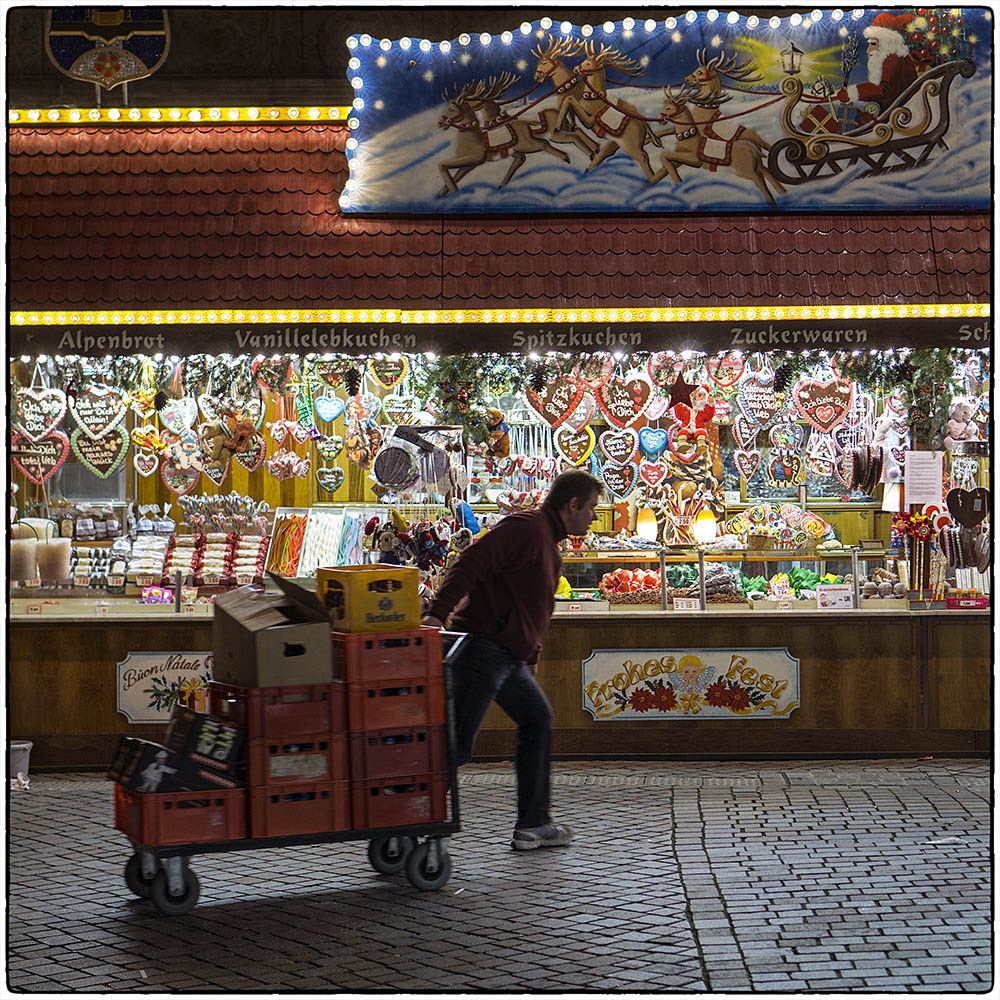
left=668, top=372, right=696, bottom=409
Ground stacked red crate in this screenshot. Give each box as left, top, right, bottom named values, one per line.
left=208, top=680, right=351, bottom=837
left=332, top=626, right=449, bottom=829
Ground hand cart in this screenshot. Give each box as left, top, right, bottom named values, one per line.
left=117, top=632, right=468, bottom=915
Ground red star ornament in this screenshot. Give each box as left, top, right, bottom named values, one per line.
left=667, top=372, right=696, bottom=409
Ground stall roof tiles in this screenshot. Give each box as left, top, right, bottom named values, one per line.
left=7, top=123, right=990, bottom=314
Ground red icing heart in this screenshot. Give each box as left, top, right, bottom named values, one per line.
left=638, top=460, right=667, bottom=487
left=161, top=460, right=201, bottom=495
left=734, top=449, right=762, bottom=481
left=11, top=431, right=69, bottom=485
left=596, top=375, right=652, bottom=429
left=706, top=351, right=746, bottom=389
left=576, top=353, right=614, bottom=390
left=792, top=378, right=854, bottom=434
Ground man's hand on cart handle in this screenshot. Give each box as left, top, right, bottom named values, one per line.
left=422, top=614, right=445, bottom=629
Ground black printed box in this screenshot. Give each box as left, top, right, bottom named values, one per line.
left=164, top=704, right=245, bottom=776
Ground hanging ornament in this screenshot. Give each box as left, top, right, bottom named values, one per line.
left=791, top=377, right=854, bottom=434
left=234, top=434, right=267, bottom=472
left=11, top=431, right=70, bottom=485
left=528, top=360, right=548, bottom=394
left=70, top=427, right=130, bottom=479
left=252, top=357, right=293, bottom=392
left=734, top=448, right=762, bottom=482
left=316, top=466, right=345, bottom=493
left=369, top=356, right=409, bottom=389
left=527, top=374, right=585, bottom=429
left=345, top=365, right=362, bottom=397
left=600, top=462, right=639, bottom=500
left=69, top=382, right=127, bottom=440
left=595, top=373, right=652, bottom=429
left=666, top=372, right=696, bottom=409
left=314, top=390, right=347, bottom=424
left=133, top=449, right=159, bottom=478
left=157, top=396, right=198, bottom=436
left=599, top=427, right=639, bottom=465
left=706, top=351, right=746, bottom=390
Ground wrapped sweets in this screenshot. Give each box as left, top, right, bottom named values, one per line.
left=127, top=535, right=169, bottom=581
left=199, top=532, right=233, bottom=583
left=162, top=534, right=203, bottom=582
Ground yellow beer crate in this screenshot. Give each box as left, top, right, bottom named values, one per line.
left=317, top=564, right=421, bottom=633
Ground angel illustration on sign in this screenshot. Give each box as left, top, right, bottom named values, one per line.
left=675, top=653, right=715, bottom=715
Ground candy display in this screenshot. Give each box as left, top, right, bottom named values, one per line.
left=177, top=492, right=270, bottom=534
left=265, top=510, right=308, bottom=577
left=127, top=535, right=170, bottom=583
left=726, top=503, right=832, bottom=548
left=598, top=567, right=662, bottom=604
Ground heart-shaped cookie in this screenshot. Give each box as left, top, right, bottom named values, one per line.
left=600, top=461, right=639, bottom=499
left=11, top=431, right=69, bottom=485
left=526, top=374, right=585, bottom=429
left=946, top=487, right=990, bottom=528
left=646, top=352, right=680, bottom=390
left=316, top=434, right=345, bottom=461
left=706, top=350, right=746, bottom=389
left=313, top=359, right=351, bottom=388
left=161, top=460, right=201, bottom=495
left=70, top=427, right=129, bottom=479
left=314, top=392, right=347, bottom=423
left=734, top=449, right=762, bottom=481
left=316, top=466, right=345, bottom=493
left=197, top=392, right=221, bottom=423
left=252, top=357, right=293, bottom=392
left=555, top=426, right=595, bottom=466
left=234, top=434, right=267, bottom=472
left=638, top=426, right=668, bottom=460
left=134, top=449, right=158, bottom=478
left=14, top=387, right=67, bottom=442
left=638, top=459, right=667, bottom=488
left=737, top=370, right=782, bottom=429
left=159, top=396, right=198, bottom=436
left=70, top=383, right=127, bottom=440
left=769, top=422, right=805, bottom=453
left=599, top=428, right=639, bottom=466
left=381, top=394, right=418, bottom=425
left=564, top=392, right=595, bottom=433
left=202, top=461, right=229, bottom=486
left=596, top=375, right=652, bottom=429
left=792, top=378, right=854, bottom=434
left=368, top=356, right=408, bottom=389
left=268, top=420, right=289, bottom=446
left=731, top=413, right=759, bottom=450
left=644, top=395, right=671, bottom=421
left=244, top=395, right=266, bottom=431
left=290, top=420, right=315, bottom=445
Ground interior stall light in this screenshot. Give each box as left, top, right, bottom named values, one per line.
left=419, top=38, right=431, bottom=51
left=581, top=23, right=594, bottom=35
left=644, top=19, right=656, bottom=31
left=707, top=10, right=719, bottom=22
left=540, top=17, right=552, bottom=29
left=479, top=32, right=491, bottom=45
left=623, top=17, right=635, bottom=30
left=519, top=22, right=532, bottom=34
left=692, top=509, right=718, bottom=545
left=790, top=13, right=803, bottom=26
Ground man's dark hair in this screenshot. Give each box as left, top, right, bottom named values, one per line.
left=544, top=469, right=603, bottom=510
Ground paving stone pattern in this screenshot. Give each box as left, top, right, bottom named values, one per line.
left=7, top=759, right=992, bottom=993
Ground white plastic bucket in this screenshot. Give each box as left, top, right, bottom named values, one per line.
left=9, top=740, right=33, bottom=781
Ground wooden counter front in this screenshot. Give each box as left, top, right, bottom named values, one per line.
left=473, top=610, right=992, bottom=759
left=9, top=609, right=991, bottom=767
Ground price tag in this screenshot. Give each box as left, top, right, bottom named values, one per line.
left=237, top=574, right=253, bottom=585
left=203, top=574, right=220, bottom=586
left=74, top=575, right=90, bottom=588
left=673, top=598, right=700, bottom=611
left=183, top=603, right=198, bottom=614
left=26, top=604, right=41, bottom=615
left=24, top=578, right=41, bottom=589
left=777, top=599, right=793, bottom=610
left=139, top=575, right=157, bottom=587
left=95, top=604, right=109, bottom=615
left=107, top=574, right=124, bottom=587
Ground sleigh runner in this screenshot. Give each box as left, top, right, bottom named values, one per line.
left=767, top=59, right=975, bottom=186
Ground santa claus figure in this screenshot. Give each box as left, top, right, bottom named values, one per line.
left=671, top=385, right=716, bottom=440
left=836, top=11, right=918, bottom=113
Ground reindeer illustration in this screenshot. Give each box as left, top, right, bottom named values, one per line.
left=528, top=35, right=601, bottom=157
left=651, top=84, right=787, bottom=206
left=437, top=74, right=571, bottom=194
left=685, top=49, right=763, bottom=101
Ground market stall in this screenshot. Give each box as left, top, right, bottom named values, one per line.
left=8, top=9, right=992, bottom=767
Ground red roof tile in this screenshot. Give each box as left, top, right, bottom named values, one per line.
left=6, top=123, right=990, bottom=315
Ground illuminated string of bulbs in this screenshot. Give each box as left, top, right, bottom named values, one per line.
left=8, top=106, right=352, bottom=125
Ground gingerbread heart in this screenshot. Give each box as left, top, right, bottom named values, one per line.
left=555, top=425, right=595, bottom=466
left=792, top=378, right=854, bottom=434
left=268, top=420, right=289, bottom=446
left=769, top=422, right=805, bottom=453
left=706, top=350, right=746, bottom=389
left=161, top=460, right=200, bottom=495
left=11, top=431, right=69, bottom=485
left=70, top=383, right=127, bottom=440
left=564, top=392, right=595, bottom=433
left=316, top=466, right=345, bottom=493
left=731, top=413, right=759, bottom=450
left=638, top=426, right=668, bottom=460
left=638, top=459, right=668, bottom=488
left=316, top=434, right=344, bottom=461
left=290, top=420, right=315, bottom=445
left=734, top=449, right=762, bottom=481
left=666, top=420, right=702, bottom=465
left=202, top=461, right=229, bottom=486
left=599, top=428, right=639, bottom=466
left=766, top=452, right=802, bottom=488
left=596, top=375, right=652, bottom=429
left=646, top=352, right=680, bottom=390
left=252, top=357, right=293, bottom=392
left=600, top=461, right=638, bottom=499
left=737, top=370, right=782, bottom=428
left=70, top=427, right=129, bottom=479
left=644, top=395, right=671, bottom=421
left=368, top=356, right=408, bottom=389
left=234, top=434, right=267, bottom=472
left=314, top=392, right=347, bottom=423
left=381, top=394, right=419, bottom=425
left=197, top=392, right=221, bottom=423
left=244, top=395, right=266, bottom=430
left=158, top=396, right=198, bottom=436
left=946, top=487, right=990, bottom=528
left=134, top=449, right=158, bottom=478
left=526, top=375, right=585, bottom=429
left=14, top=386, right=67, bottom=442
left=313, top=359, right=351, bottom=388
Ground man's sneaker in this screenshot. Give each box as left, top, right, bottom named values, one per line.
left=511, top=823, right=574, bottom=850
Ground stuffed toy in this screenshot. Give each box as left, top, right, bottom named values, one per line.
left=444, top=527, right=474, bottom=571
left=413, top=522, right=448, bottom=570
left=943, top=399, right=979, bottom=451
left=872, top=409, right=904, bottom=482
left=364, top=516, right=414, bottom=565
left=484, top=407, right=511, bottom=459
left=200, top=405, right=256, bottom=471
left=671, top=385, right=716, bottom=440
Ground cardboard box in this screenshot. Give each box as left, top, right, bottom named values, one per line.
left=117, top=741, right=186, bottom=793
left=212, top=576, right=333, bottom=687
left=164, top=704, right=245, bottom=776
left=106, top=735, right=139, bottom=782
left=317, top=564, right=420, bottom=633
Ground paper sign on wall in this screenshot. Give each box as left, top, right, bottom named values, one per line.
left=903, top=450, right=945, bottom=507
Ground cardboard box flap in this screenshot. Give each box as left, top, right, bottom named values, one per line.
left=214, top=585, right=289, bottom=631
left=267, top=572, right=329, bottom=621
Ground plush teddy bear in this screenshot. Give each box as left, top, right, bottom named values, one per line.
left=484, top=407, right=511, bottom=459
left=872, top=409, right=904, bottom=483
left=943, top=399, right=979, bottom=451
left=200, top=406, right=257, bottom=471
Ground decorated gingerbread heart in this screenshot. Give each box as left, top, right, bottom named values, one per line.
left=70, top=383, right=127, bottom=440
left=638, top=459, right=668, bottom=488
left=731, top=413, right=759, bottom=450
left=555, top=425, right=595, bottom=467
left=577, top=353, right=614, bottom=390
left=133, top=449, right=158, bottom=478
left=596, top=374, right=652, bottom=429
left=646, top=352, right=681, bottom=391
left=792, top=378, right=854, bottom=434
left=734, top=449, right=762, bottom=481
left=252, top=357, right=293, bottom=392
left=368, top=356, right=408, bottom=389
left=14, top=386, right=67, bottom=443
left=11, top=431, right=69, bottom=485
left=946, top=487, right=990, bottom=528
left=234, top=434, right=267, bottom=472
left=202, top=461, right=229, bottom=486
left=736, top=369, right=782, bottom=428
left=599, top=427, right=639, bottom=465
left=564, top=392, right=595, bottom=433
left=527, top=374, right=585, bottom=429
left=70, top=427, right=129, bottom=479
left=313, top=359, right=351, bottom=388
left=600, top=461, right=639, bottom=499
left=314, top=392, right=347, bottom=423
left=316, top=466, right=345, bottom=493
left=161, top=459, right=201, bottom=495
left=316, top=434, right=344, bottom=461
left=158, top=396, right=198, bottom=436
left=769, top=422, right=805, bottom=453
left=706, top=350, right=746, bottom=389
left=638, top=426, right=668, bottom=460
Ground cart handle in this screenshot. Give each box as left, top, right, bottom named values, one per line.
left=440, top=630, right=469, bottom=668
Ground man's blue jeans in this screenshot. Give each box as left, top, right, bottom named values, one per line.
left=451, top=633, right=554, bottom=829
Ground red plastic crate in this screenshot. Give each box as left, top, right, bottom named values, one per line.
left=331, top=627, right=442, bottom=684
left=209, top=681, right=347, bottom=738
left=114, top=783, right=246, bottom=846
left=249, top=779, right=351, bottom=838
left=351, top=771, right=448, bottom=830
left=349, top=725, right=447, bottom=781
left=347, top=677, right=445, bottom=732
left=247, top=732, right=349, bottom=786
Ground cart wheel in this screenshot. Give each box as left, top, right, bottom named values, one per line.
left=124, top=854, right=156, bottom=899
left=149, top=867, right=200, bottom=916
left=404, top=840, right=451, bottom=891
left=367, top=835, right=415, bottom=875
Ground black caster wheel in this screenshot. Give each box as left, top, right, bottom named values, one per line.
left=367, top=835, right=415, bottom=875
left=149, top=866, right=200, bottom=916
left=124, top=854, right=156, bottom=899
left=404, top=841, right=451, bottom=891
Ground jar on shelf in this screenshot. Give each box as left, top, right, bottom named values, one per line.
left=484, top=478, right=504, bottom=503
left=467, top=477, right=484, bottom=504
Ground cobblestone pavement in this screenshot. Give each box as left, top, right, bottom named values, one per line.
left=6, top=759, right=991, bottom=994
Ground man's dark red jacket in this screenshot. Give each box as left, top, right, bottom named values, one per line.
left=425, top=504, right=567, bottom=663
